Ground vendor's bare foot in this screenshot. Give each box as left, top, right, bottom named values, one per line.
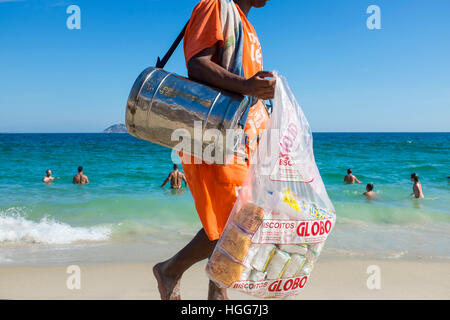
left=153, top=262, right=181, bottom=300
left=207, top=280, right=229, bottom=300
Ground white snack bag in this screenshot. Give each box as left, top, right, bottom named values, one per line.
left=206, top=74, right=336, bottom=298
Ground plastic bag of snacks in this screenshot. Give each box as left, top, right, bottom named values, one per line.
left=206, top=73, right=336, bottom=298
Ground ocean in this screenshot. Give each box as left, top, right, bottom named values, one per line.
left=0, top=132, right=449, bottom=265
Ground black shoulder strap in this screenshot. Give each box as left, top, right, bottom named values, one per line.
left=156, top=20, right=190, bottom=69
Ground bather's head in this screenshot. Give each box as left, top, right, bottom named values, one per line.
left=347, top=168, right=352, bottom=175
left=46, top=169, right=52, bottom=177
left=173, top=163, right=179, bottom=170
left=411, top=173, right=419, bottom=182
left=78, top=166, right=83, bottom=173
left=366, top=183, right=374, bottom=192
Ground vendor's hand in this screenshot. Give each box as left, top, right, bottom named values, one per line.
left=243, top=71, right=276, bottom=100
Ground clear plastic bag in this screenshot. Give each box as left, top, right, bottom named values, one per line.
left=206, top=73, right=336, bottom=298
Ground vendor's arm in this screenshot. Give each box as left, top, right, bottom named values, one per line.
left=187, top=44, right=276, bottom=100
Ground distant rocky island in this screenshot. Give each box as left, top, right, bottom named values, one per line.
left=103, top=124, right=127, bottom=133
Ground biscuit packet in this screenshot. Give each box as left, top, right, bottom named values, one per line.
left=206, top=74, right=336, bottom=299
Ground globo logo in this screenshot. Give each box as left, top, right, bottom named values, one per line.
left=296, top=220, right=332, bottom=237
left=268, top=276, right=308, bottom=292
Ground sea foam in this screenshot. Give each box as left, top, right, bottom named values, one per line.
left=0, top=213, right=111, bottom=244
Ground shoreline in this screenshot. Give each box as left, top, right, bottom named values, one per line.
left=1, top=258, right=448, bottom=300
left=1, top=237, right=449, bottom=267
left=1, top=240, right=449, bottom=268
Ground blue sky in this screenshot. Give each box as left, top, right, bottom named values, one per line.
left=0, top=0, right=449, bottom=132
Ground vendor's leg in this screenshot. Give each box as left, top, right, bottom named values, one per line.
left=207, top=280, right=229, bottom=300
left=153, top=228, right=217, bottom=300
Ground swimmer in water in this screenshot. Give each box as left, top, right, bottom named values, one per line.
left=161, top=164, right=187, bottom=189
left=42, top=169, right=59, bottom=183
left=363, top=183, right=376, bottom=200
left=344, top=168, right=362, bottom=184
left=410, top=173, right=424, bottom=198
left=72, top=166, right=89, bottom=184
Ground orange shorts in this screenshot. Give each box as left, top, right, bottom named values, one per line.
left=181, top=156, right=248, bottom=240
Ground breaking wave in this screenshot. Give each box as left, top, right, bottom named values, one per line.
left=0, top=211, right=111, bottom=244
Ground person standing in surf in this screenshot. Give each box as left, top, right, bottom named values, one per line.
left=344, top=168, right=362, bottom=184
left=411, top=173, right=424, bottom=198
left=363, top=183, right=376, bottom=200
left=42, top=169, right=59, bottom=183
left=153, top=0, right=275, bottom=300
left=161, top=164, right=187, bottom=189
left=73, top=166, right=89, bottom=185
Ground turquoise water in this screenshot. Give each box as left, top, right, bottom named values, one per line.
left=0, top=133, right=449, bottom=264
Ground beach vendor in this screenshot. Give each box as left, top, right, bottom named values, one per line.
left=153, top=0, right=275, bottom=300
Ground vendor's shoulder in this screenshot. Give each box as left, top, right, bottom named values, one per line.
left=195, top=0, right=220, bottom=10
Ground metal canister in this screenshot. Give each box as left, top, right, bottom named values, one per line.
left=125, top=67, right=252, bottom=163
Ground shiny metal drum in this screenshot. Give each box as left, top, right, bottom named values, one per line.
left=125, top=67, right=252, bottom=164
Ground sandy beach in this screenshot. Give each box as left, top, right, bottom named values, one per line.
left=1, top=258, right=448, bottom=300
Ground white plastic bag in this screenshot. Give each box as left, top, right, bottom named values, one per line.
left=206, top=74, right=336, bottom=298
